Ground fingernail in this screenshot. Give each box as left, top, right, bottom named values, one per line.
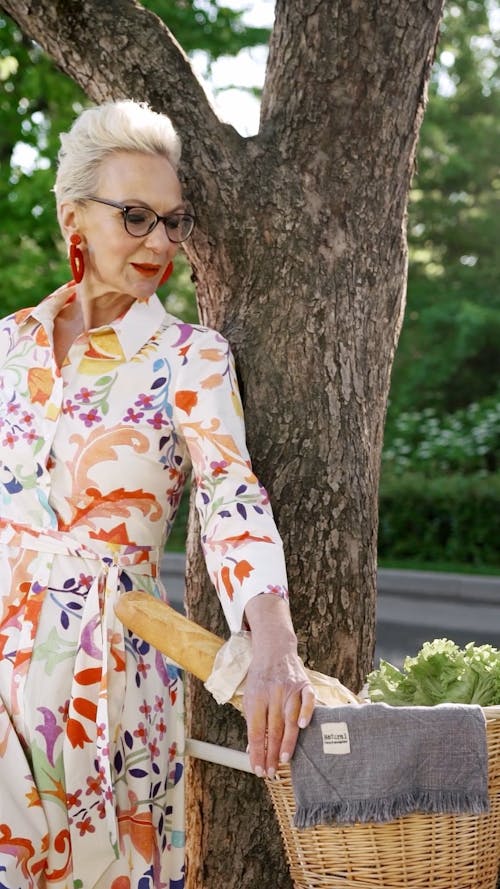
left=298, top=717, right=308, bottom=729
left=280, top=752, right=290, bottom=764
left=267, top=767, right=276, bottom=779
left=254, top=766, right=265, bottom=778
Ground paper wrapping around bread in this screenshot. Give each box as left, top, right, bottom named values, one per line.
left=115, top=591, right=360, bottom=710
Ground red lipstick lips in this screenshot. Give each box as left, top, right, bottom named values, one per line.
left=132, top=263, right=161, bottom=278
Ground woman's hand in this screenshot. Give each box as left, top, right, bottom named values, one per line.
left=243, top=595, right=316, bottom=778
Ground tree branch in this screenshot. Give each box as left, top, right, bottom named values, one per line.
left=0, top=0, right=243, bottom=189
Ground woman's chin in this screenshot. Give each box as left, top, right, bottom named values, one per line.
left=130, top=279, right=158, bottom=302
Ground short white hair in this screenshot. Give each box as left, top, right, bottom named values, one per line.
left=54, top=100, right=181, bottom=203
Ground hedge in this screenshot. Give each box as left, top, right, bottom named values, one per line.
left=378, top=472, right=500, bottom=568
left=167, top=472, right=500, bottom=570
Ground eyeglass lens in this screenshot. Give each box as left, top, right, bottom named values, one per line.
left=124, top=207, right=194, bottom=242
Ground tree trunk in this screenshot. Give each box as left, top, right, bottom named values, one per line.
left=0, top=1, right=444, bottom=886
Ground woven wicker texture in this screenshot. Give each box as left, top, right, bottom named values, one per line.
left=265, top=709, right=500, bottom=889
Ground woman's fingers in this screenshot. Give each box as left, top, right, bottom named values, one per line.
left=245, top=692, right=268, bottom=777
left=278, top=683, right=315, bottom=765
left=246, top=687, right=288, bottom=777
left=264, top=687, right=287, bottom=776
left=277, top=686, right=302, bottom=766
left=244, top=672, right=316, bottom=777
left=298, top=683, right=316, bottom=729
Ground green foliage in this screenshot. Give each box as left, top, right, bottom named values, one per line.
left=383, top=392, right=500, bottom=475
left=141, top=0, right=270, bottom=61
left=0, top=15, right=89, bottom=313
left=367, top=638, right=500, bottom=707
left=380, top=2, right=500, bottom=571
left=163, top=253, right=199, bottom=323
left=390, top=0, right=500, bottom=416
left=378, top=471, right=500, bottom=567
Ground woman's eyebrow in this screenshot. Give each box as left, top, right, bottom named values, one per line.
left=122, top=199, right=188, bottom=213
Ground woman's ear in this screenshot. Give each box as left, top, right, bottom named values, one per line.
left=58, top=201, right=82, bottom=244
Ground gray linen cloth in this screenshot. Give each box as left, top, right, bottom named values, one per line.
left=291, top=702, right=489, bottom=828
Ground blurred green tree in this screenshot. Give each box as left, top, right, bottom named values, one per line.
left=141, top=0, right=270, bottom=60
left=389, top=0, right=500, bottom=415
left=0, top=15, right=84, bottom=314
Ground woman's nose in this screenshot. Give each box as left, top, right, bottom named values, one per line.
left=144, top=222, right=171, bottom=252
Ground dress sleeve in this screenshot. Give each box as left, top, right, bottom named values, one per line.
left=172, top=325, right=289, bottom=632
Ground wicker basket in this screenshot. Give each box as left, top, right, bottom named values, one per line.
left=115, top=595, right=500, bottom=889
left=265, top=707, right=500, bottom=889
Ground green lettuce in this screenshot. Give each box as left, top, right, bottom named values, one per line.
left=367, top=638, right=500, bottom=707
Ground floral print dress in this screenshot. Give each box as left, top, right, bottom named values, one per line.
left=0, top=283, right=288, bottom=889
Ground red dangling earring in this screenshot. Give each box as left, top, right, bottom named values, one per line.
left=159, top=261, right=174, bottom=286
left=69, top=233, right=85, bottom=283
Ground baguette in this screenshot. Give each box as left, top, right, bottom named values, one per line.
left=115, top=591, right=224, bottom=683
left=115, top=591, right=360, bottom=709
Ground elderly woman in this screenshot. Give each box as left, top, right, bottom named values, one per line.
left=0, top=100, right=314, bottom=889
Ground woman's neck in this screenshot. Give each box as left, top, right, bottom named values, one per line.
left=75, top=285, right=135, bottom=330
left=53, top=287, right=135, bottom=368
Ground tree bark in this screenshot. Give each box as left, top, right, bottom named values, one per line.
left=0, top=1, right=445, bottom=886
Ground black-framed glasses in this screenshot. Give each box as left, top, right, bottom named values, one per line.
left=84, top=196, right=196, bottom=243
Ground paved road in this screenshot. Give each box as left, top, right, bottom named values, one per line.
left=161, top=552, right=500, bottom=668
left=375, top=569, right=500, bottom=665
